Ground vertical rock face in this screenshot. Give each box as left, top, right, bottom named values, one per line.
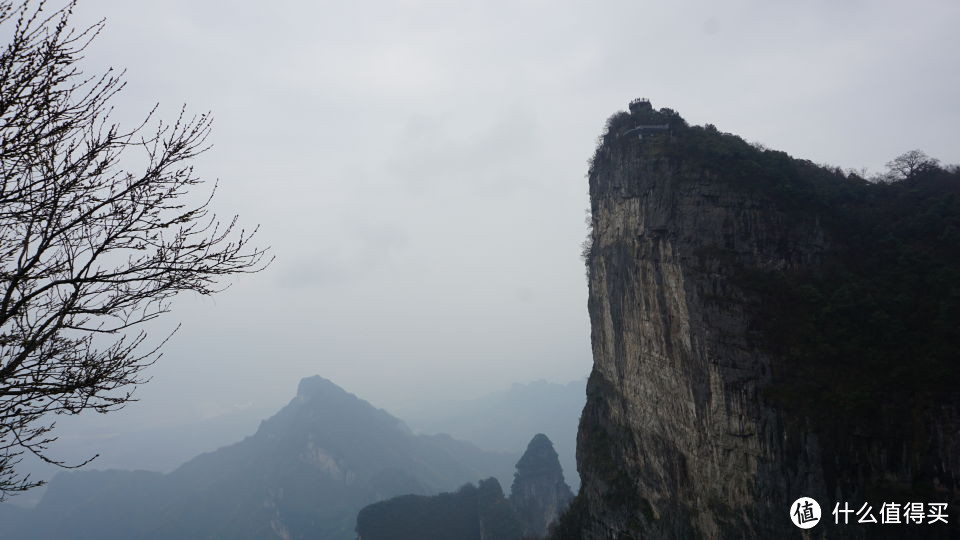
left=509, top=434, right=574, bottom=537
left=566, top=102, right=960, bottom=539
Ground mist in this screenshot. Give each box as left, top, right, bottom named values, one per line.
left=39, top=0, right=960, bottom=470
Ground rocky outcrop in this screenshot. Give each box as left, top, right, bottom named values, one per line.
left=563, top=101, right=960, bottom=538
left=510, top=434, right=574, bottom=537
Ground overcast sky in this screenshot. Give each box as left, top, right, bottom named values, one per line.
left=54, top=0, right=960, bottom=427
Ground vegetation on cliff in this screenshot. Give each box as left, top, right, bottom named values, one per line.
left=357, top=434, right=574, bottom=540
left=752, top=162, right=960, bottom=455
left=588, top=103, right=959, bottom=440
left=565, top=101, right=959, bottom=538
left=356, top=478, right=522, bottom=540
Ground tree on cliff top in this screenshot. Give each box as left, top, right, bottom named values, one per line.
left=0, top=0, right=270, bottom=499
left=880, top=149, right=941, bottom=182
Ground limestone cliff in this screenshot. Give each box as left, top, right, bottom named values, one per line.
left=558, top=101, right=960, bottom=539
left=509, top=434, right=574, bottom=537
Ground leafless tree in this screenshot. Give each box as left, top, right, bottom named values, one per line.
left=0, top=0, right=270, bottom=499
left=883, top=149, right=940, bottom=182
left=845, top=167, right=869, bottom=180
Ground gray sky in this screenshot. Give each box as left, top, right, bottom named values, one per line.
left=59, top=0, right=960, bottom=426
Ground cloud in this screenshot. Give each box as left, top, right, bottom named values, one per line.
left=384, top=106, right=541, bottom=196
left=278, top=223, right=409, bottom=288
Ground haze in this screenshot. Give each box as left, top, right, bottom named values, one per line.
left=53, top=0, right=960, bottom=440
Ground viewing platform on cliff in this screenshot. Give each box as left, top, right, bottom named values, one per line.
left=622, top=124, right=671, bottom=139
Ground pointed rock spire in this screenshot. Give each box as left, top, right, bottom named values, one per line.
left=509, top=434, right=574, bottom=538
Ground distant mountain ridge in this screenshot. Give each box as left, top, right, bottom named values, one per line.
left=356, top=433, right=573, bottom=540
left=397, top=378, right=585, bottom=489
left=0, top=376, right=517, bottom=540
left=5, top=400, right=274, bottom=509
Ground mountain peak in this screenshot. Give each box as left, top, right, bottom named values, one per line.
left=514, top=433, right=561, bottom=477
left=510, top=434, right=573, bottom=538
left=295, top=375, right=343, bottom=400
left=4, top=375, right=519, bottom=540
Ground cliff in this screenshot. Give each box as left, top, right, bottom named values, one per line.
left=558, top=102, right=960, bottom=538
left=510, top=434, right=574, bottom=537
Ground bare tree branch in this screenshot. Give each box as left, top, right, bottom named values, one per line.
left=0, top=0, right=272, bottom=500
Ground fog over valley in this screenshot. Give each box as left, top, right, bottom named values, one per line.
left=50, top=0, right=960, bottom=431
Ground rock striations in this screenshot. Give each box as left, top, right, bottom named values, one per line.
left=555, top=101, right=960, bottom=539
